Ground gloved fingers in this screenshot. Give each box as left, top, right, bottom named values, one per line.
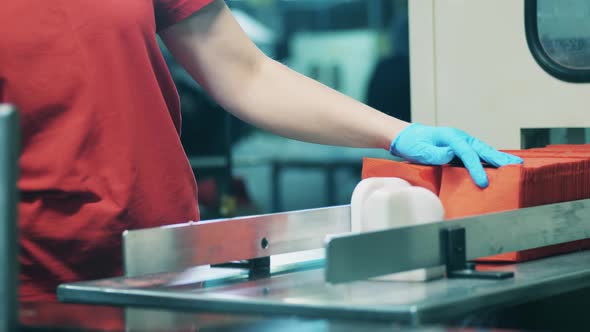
left=449, top=138, right=489, bottom=188
left=469, top=138, right=523, bottom=167
left=420, top=145, right=455, bottom=165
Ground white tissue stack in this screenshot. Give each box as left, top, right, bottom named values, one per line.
left=350, top=177, right=445, bottom=281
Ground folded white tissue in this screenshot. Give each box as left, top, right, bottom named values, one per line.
left=350, top=177, right=445, bottom=282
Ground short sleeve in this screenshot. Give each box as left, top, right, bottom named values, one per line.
left=155, top=0, right=215, bottom=32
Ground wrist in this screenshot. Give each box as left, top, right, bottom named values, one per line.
left=379, top=120, right=410, bottom=152
left=388, top=121, right=415, bottom=153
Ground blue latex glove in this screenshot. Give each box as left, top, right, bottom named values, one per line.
left=390, top=123, right=523, bottom=188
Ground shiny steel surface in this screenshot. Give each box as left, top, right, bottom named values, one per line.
left=326, top=198, right=590, bottom=283
left=59, top=250, right=590, bottom=325
left=20, top=303, right=470, bottom=332
left=0, top=105, right=19, bottom=332
left=123, top=206, right=349, bottom=276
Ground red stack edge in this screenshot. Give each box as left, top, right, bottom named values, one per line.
left=361, top=157, right=442, bottom=195
left=361, top=148, right=590, bottom=263
left=440, top=155, right=590, bottom=262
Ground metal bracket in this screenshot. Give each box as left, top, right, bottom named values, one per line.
left=442, top=227, right=514, bottom=280
left=212, top=257, right=271, bottom=279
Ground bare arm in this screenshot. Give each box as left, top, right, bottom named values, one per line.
left=159, top=0, right=409, bottom=151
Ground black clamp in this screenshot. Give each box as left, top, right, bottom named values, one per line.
left=441, top=227, right=514, bottom=279
left=212, top=257, right=271, bottom=279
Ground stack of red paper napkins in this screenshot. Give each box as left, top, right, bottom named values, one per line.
left=361, top=145, right=590, bottom=262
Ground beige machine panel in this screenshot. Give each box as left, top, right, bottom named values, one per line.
left=409, top=0, right=590, bottom=149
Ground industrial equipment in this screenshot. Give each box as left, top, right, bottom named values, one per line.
left=58, top=197, right=590, bottom=326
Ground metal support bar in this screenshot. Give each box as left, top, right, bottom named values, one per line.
left=0, top=104, right=19, bottom=332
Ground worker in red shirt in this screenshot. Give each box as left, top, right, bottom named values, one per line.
left=0, top=0, right=521, bottom=301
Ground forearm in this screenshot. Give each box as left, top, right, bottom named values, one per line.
left=220, top=57, right=409, bottom=151
left=160, top=1, right=407, bottom=150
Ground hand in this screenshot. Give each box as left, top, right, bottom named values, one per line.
left=390, top=123, right=523, bottom=188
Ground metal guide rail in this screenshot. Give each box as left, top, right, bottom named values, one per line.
left=59, top=199, right=590, bottom=325
left=122, top=205, right=350, bottom=277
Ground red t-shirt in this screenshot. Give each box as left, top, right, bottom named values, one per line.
left=0, top=0, right=213, bottom=301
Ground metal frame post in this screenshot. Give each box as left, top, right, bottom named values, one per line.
left=0, top=104, right=19, bottom=331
